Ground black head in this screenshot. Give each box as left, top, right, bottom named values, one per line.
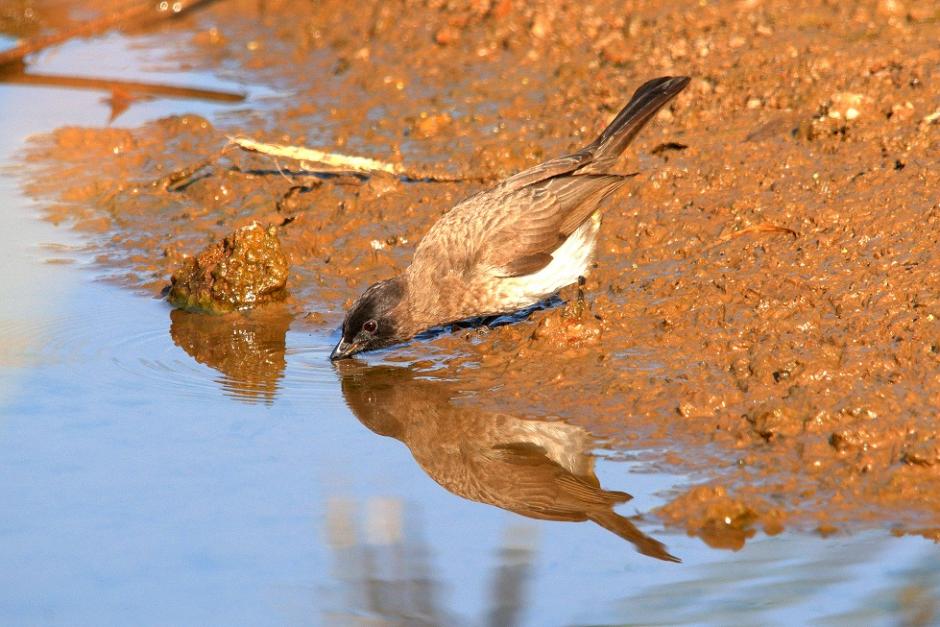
left=330, top=277, right=405, bottom=360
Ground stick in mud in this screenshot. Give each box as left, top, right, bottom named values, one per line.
left=228, top=136, right=475, bottom=182
left=230, top=137, right=405, bottom=177
left=159, top=136, right=481, bottom=190
left=158, top=146, right=234, bottom=192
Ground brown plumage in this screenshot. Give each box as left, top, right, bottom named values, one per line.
left=338, top=363, right=680, bottom=562
left=332, top=76, right=690, bottom=359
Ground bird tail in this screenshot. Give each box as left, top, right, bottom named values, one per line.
left=578, top=75, right=690, bottom=174
left=590, top=508, right=681, bottom=563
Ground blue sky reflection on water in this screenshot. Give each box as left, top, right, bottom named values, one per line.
left=1, top=27, right=939, bottom=627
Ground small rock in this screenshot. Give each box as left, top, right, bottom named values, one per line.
left=876, top=0, right=906, bottom=16
left=528, top=294, right=603, bottom=349
left=597, top=32, right=630, bottom=65
left=828, top=92, right=868, bottom=120
left=746, top=405, right=802, bottom=441
left=902, top=438, right=940, bottom=467
left=889, top=101, right=915, bottom=122
left=434, top=26, right=461, bottom=46
left=489, top=0, right=512, bottom=19
left=829, top=429, right=871, bottom=452
left=413, top=112, right=452, bottom=138
left=530, top=12, right=552, bottom=39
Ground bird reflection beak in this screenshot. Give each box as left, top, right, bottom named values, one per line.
left=330, top=339, right=359, bottom=361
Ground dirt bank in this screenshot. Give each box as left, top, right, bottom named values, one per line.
left=17, top=0, right=940, bottom=546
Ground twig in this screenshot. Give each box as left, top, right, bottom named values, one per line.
left=228, top=136, right=478, bottom=182
left=157, top=145, right=232, bottom=192
left=231, top=136, right=403, bottom=176
left=0, top=0, right=223, bottom=68
left=159, top=134, right=488, bottom=191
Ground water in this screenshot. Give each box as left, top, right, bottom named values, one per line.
left=1, top=22, right=939, bottom=627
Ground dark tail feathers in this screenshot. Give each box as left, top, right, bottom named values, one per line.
left=590, top=508, right=681, bottom=563
left=578, top=75, right=690, bottom=174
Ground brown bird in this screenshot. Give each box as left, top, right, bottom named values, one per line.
left=331, top=76, right=690, bottom=360
left=338, top=362, right=679, bottom=562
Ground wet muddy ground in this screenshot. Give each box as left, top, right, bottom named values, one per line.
left=2, top=0, right=940, bottom=622
left=20, top=0, right=940, bottom=541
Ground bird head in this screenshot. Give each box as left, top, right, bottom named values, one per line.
left=330, top=277, right=406, bottom=360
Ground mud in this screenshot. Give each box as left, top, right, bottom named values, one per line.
left=16, top=0, right=940, bottom=546
left=167, top=222, right=288, bottom=313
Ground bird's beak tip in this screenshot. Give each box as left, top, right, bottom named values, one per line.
left=329, top=339, right=357, bottom=361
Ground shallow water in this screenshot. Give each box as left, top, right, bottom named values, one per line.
left=1, top=16, right=939, bottom=627
left=3, top=266, right=937, bottom=626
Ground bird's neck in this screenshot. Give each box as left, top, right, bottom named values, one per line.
left=396, top=270, right=449, bottom=339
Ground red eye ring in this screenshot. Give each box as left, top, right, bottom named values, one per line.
left=363, top=320, right=378, bottom=334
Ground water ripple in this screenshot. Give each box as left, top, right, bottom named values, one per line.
left=1, top=305, right=339, bottom=405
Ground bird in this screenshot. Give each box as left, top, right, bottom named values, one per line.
left=338, top=362, right=679, bottom=562
left=331, top=75, right=690, bottom=360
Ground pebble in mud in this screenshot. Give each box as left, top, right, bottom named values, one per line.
left=167, top=222, right=289, bottom=313
left=902, top=438, right=940, bottom=467
left=529, top=301, right=603, bottom=348
left=521, top=282, right=604, bottom=351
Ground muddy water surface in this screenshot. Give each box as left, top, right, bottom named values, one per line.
left=2, top=0, right=940, bottom=624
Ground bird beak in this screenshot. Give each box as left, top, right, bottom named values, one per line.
left=330, top=338, right=359, bottom=361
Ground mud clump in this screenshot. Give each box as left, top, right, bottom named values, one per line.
left=746, top=404, right=804, bottom=442
left=527, top=297, right=603, bottom=349
left=902, top=438, right=940, bottom=467
left=168, top=222, right=288, bottom=313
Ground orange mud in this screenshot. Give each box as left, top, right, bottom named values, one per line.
left=19, top=0, right=940, bottom=547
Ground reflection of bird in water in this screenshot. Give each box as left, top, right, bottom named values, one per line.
left=338, top=363, right=678, bottom=562
left=169, top=307, right=290, bottom=404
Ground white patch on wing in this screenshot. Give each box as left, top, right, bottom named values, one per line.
left=502, top=419, right=594, bottom=475
left=494, top=212, right=600, bottom=310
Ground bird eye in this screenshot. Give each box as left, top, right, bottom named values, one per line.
left=363, top=319, right=378, bottom=334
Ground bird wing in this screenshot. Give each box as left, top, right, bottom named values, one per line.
left=484, top=441, right=630, bottom=510
left=409, top=173, right=628, bottom=280
left=480, top=442, right=679, bottom=562
left=496, top=151, right=596, bottom=194
left=480, top=173, right=629, bottom=278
